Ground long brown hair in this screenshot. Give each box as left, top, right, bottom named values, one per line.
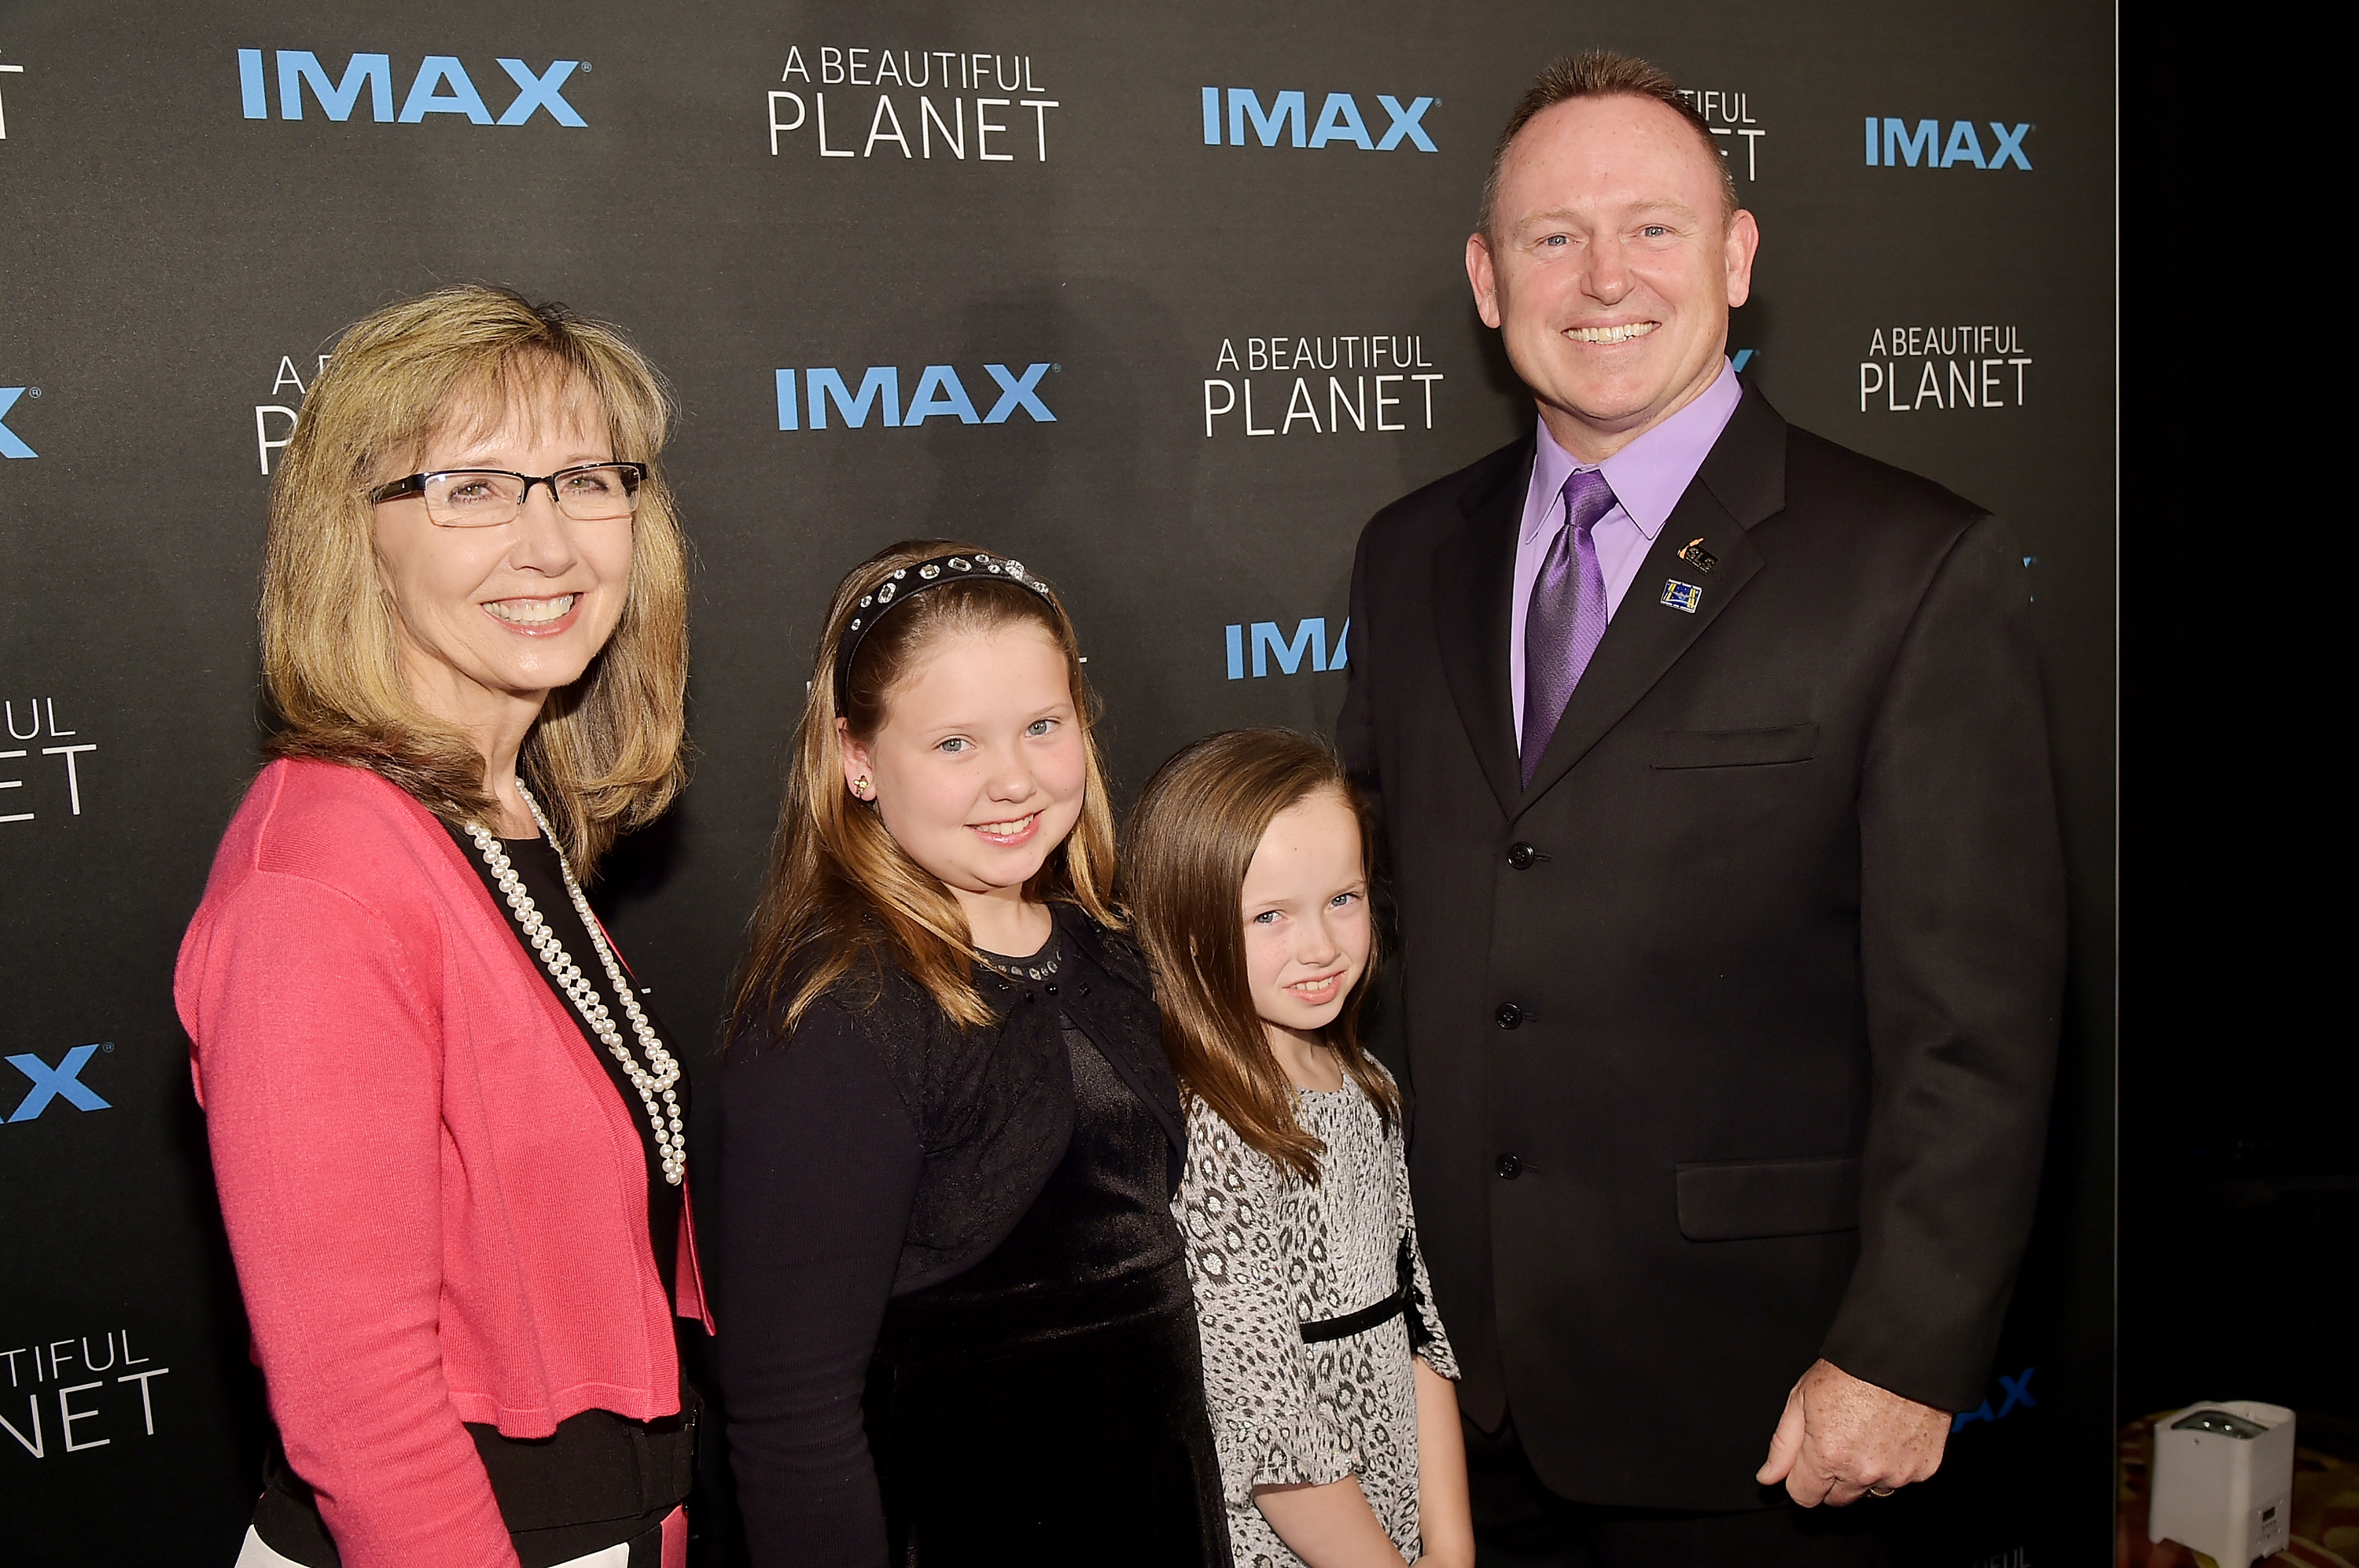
left=730, top=539, right=1121, bottom=1037
left=1123, top=728, right=1397, bottom=1183
left=260, top=283, right=688, bottom=872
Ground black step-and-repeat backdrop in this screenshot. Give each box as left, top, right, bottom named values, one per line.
left=2, top=4, right=2114, bottom=1562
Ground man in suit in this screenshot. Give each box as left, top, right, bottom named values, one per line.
left=1337, top=51, right=2066, bottom=1566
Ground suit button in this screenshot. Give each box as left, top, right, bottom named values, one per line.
left=1494, top=1003, right=1522, bottom=1029
left=1496, top=1154, right=1522, bottom=1180
left=1507, top=842, right=1537, bottom=870
left=1044, top=983, right=1059, bottom=996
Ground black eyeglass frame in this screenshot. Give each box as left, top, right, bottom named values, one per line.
left=365, top=462, right=650, bottom=523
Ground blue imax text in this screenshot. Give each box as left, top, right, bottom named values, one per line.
left=1865, top=118, right=2031, bottom=169
left=240, top=50, right=585, bottom=126
left=1202, top=90, right=1434, bottom=151
left=776, top=364, right=1055, bottom=429
left=1226, top=618, right=1349, bottom=679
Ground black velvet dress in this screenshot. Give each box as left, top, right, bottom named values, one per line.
left=715, top=907, right=1228, bottom=1568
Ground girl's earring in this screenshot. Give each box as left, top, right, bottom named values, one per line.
left=853, top=775, right=874, bottom=799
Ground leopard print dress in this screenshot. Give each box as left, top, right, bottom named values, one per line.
left=1174, top=1069, right=1458, bottom=1568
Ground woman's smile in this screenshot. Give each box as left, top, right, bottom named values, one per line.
left=482, top=592, right=585, bottom=634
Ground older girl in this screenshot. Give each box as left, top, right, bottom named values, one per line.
left=715, top=542, right=1227, bottom=1567
left=177, top=285, right=705, bottom=1568
left=1125, top=729, right=1474, bottom=1568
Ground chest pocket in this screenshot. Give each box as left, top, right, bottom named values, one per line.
left=1651, top=722, right=1819, bottom=770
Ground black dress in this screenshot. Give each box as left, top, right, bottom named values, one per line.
left=715, top=907, right=1228, bottom=1568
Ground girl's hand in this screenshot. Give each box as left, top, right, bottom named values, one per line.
left=1252, top=1476, right=1402, bottom=1568
left=1412, top=1358, right=1477, bottom=1568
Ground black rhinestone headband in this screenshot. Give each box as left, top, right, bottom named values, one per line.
left=834, top=550, right=1054, bottom=712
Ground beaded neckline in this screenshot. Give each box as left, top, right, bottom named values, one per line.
left=979, top=933, right=1062, bottom=983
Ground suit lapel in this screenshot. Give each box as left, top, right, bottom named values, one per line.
left=1431, top=438, right=1534, bottom=818
left=1514, top=388, right=1790, bottom=815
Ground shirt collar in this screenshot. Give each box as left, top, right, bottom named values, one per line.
left=1525, top=359, right=1743, bottom=544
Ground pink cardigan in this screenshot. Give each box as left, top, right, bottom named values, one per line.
left=176, top=759, right=711, bottom=1568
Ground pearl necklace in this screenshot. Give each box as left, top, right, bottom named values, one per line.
left=465, top=785, right=684, bottom=1186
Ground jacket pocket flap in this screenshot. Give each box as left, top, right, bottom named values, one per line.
left=1676, top=1155, right=1860, bottom=1241
left=1651, top=723, right=1820, bottom=770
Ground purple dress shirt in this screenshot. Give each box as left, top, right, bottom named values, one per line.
left=1508, top=359, right=1744, bottom=746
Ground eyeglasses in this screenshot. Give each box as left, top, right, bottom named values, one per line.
left=366, top=462, right=649, bottom=528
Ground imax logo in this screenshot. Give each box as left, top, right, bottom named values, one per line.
left=1200, top=89, right=1434, bottom=152
left=0, top=386, right=36, bottom=459
left=1950, top=1367, right=2037, bottom=1434
left=775, top=363, right=1055, bottom=430
left=237, top=50, right=586, bottom=126
left=1224, top=618, right=1349, bottom=679
left=1864, top=117, right=2031, bottom=169
left=6, top=1043, right=112, bottom=1124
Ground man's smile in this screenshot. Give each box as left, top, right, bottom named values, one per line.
left=1563, top=321, right=1660, bottom=344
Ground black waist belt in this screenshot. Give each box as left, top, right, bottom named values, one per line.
left=1300, top=1286, right=1408, bottom=1343
left=1298, top=1235, right=1433, bottom=1349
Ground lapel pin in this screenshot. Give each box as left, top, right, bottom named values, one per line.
left=1661, top=580, right=1703, bottom=614
left=1678, top=538, right=1719, bottom=572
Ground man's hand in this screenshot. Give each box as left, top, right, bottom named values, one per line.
left=1755, top=1359, right=1949, bottom=1506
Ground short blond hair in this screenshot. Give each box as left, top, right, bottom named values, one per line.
left=1480, top=50, right=1738, bottom=237
left=260, top=284, right=689, bottom=872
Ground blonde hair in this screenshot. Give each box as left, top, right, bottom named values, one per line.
left=731, top=539, right=1121, bottom=1036
left=1122, top=729, right=1396, bottom=1183
left=259, top=284, right=689, bottom=871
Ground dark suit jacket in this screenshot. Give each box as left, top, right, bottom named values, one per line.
left=1337, top=385, right=2065, bottom=1511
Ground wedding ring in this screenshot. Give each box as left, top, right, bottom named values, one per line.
left=1867, top=1486, right=1895, bottom=1497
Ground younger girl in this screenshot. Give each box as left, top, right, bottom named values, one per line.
left=1126, top=729, right=1474, bottom=1568
left=715, top=541, right=1227, bottom=1568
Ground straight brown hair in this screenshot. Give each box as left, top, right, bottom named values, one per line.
left=260, top=284, right=688, bottom=872
left=1123, top=728, right=1397, bottom=1183
left=730, top=539, right=1121, bottom=1037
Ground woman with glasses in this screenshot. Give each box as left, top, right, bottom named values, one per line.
left=176, top=285, right=707, bottom=1568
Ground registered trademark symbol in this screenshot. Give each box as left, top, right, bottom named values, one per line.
left=579, top=63, right=591, bottom=72
left=101, top=1041, right=114, bottom=1053
left=27, top=388, right=38, bottom=397
left=1051, top=364, right=1062, bottom=373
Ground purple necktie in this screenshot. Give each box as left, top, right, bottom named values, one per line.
left=1521, top=469, right=1616, bottom=783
